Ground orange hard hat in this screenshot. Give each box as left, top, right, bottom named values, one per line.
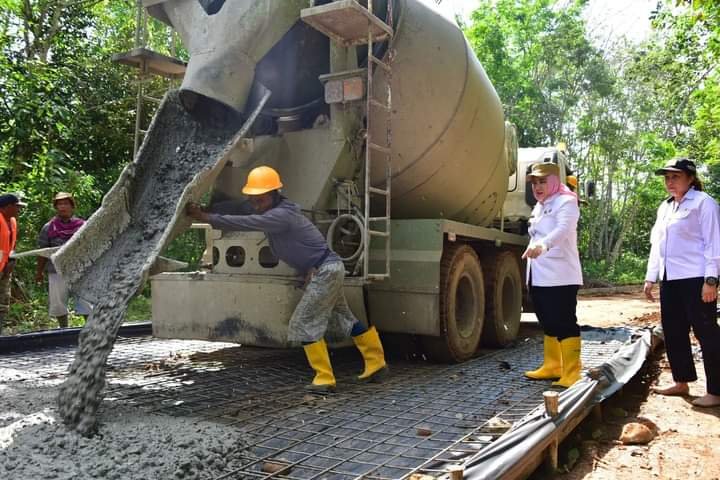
left=566, top=175, right=578, bottom=190
left=242, top=166, right=283, bottom=195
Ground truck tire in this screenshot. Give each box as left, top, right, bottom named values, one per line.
left=422, top=244, right=485, bottom=362
left=480, top=251, right=522, bottom=347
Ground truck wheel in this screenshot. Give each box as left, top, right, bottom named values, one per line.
left=481, top=251, right=522, bottom=347
left=422, top=244, right=485, bottom=362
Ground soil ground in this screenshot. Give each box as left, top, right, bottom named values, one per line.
left=532, top=291, right=720, bottom=480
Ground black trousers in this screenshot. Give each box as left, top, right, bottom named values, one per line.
left=529, top=284, right=580, bottom=340
left=660, top=277, right=720, bottom=395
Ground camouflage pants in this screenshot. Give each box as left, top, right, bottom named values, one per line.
left=287, top=260, right=357, bottom=343
left=0, top=267, right=11, bottom=333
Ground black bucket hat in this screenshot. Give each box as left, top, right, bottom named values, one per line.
left=655, top=157, right=697, bottom=176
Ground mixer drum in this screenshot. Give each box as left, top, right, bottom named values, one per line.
left=370, top=0, right=509, bottom=226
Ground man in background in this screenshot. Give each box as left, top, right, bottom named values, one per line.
left=0, top=193, right=26, bottom=334
left=36, top=192, right=90, bottom=328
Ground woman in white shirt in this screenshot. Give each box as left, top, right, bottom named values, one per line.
left=644, top=157, right=720, bottom=408
left=522, top=162, right=584, bottom=388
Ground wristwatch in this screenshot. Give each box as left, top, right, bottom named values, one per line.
left=705, top=276, right=718, bottom=286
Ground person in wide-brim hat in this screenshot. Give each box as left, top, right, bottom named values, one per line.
left=36, top=192, right=90, bottom=328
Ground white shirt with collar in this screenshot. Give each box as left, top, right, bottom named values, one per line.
left=526, top=193, right=583, bottom=287
left=645, top=187, right=720, bottom=282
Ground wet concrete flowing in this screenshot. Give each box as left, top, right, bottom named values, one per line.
left=56, top=92, right=237, bottom=435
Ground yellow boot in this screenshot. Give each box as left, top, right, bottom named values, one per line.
left=303, top=339, right=336, bottom=391
left=525, top=336, right=562, bottom=380
left=352, top=326, right=388, bottom=382
left=552, top=337, right=582, bottom=388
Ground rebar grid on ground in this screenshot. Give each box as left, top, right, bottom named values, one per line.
left=1, top=330, right=631, bottom=479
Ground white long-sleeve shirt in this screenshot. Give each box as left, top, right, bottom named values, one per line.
left=526, top=193, right=583, bottom=287
left=645, top=188, right=720, bottom=282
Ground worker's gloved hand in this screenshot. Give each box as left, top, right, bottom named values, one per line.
left=186, top=202, right=208, bottom=222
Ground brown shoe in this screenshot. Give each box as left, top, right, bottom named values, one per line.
left=692, top=394, right=720, bottom=408
left=652, top=383, right=689, bottom=396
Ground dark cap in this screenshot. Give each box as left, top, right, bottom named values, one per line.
left=0, top=193, right=27, bottom=208
left=655, top=158, right=697, bottom=176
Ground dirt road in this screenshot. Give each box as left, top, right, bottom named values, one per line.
left=539, top=292, right=720, bottom=480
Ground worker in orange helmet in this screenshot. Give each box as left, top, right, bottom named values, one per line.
left=187, top=165, right=388, bottom=391
left=0, top=193, right=26, bottom=334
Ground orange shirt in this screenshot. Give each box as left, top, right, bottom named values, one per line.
left=0, top=215, right=17, bottom=272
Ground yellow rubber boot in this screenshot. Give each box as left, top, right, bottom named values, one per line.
left=302, top=339, right=336, bottom=392
left=552, top=336, right=582, bottom=388
left=525, top=336, right=562, bottom=380
left=352, top=326, right=388, bottom=382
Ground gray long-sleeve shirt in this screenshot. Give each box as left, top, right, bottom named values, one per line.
left=206, top=199, right=340, bottom=275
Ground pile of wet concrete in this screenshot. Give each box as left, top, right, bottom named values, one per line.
left=53, top=91, right=237, bottom=435
left=0, top=403, right=249, bottom=480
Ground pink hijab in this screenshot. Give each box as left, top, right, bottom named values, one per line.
left=534, top=174, right=578, bottom=204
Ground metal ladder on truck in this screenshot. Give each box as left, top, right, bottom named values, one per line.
left=301, top=0, right=394, bottom=281
left=111, top=1, right=186, bottom=158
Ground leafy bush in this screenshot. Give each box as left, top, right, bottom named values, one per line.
left=582, top=253, right=648, bottom=287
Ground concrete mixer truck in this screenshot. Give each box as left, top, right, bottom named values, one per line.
left=139, top=0, right=575, bottom=362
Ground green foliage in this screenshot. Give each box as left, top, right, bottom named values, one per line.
left=0, top=0, right=178, bottom=333
left=582, top=253, right=650, bottom=286
left=126, top=295, right=151, bottom=323
left=464, top=0, right=611, bottom=146
left=163, top=229, right=210, bottom=271
left=466, top=0, right=720, bottom=286
left=0, top=1, right=135, bottom=246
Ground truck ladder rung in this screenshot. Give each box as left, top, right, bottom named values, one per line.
left=143, top=95, right=162, bottom=104
left=369, top=54, right=390, bottom=71
left=368, top=142, right=391, bottom=154
left=369, top=186, right=389, bottom=196
left=369, top=216, right=390, bottom=222
left=369, top=229, right=390, bottom=237
left=369, top=98, right=391, bottom=111
left=367, top=273, right=390, bottom=280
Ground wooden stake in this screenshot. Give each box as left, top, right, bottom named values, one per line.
left=448, top=465, right=464, bottom=480
left=543, top=391, right=559, bottom=418
left=545, top=438, right=559, bottom=472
